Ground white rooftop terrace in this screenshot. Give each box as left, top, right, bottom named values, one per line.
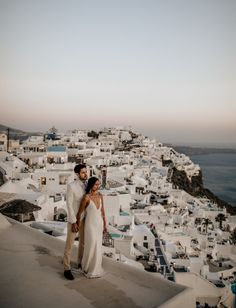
left=0, top=215, right=195, bottom=308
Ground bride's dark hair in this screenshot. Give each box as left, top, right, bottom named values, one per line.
left=85, top=176, right=99, bottom=194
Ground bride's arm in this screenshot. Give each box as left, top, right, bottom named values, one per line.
left=76, top=195, right=89, bottom=228
left=100, top=194, right=107, bottom=232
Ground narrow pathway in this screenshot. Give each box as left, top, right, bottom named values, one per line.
left=155, top=238, right=174, bottom=280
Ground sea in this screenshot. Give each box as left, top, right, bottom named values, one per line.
left=189, top=153, right=236, bottom=207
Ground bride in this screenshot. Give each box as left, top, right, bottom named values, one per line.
left=76, top=176, right=107, bottom=278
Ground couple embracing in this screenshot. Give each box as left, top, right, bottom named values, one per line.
left=63, top=164, right=107, bottom=280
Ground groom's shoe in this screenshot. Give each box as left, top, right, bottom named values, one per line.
left=64, top=270, right=74, bottom=280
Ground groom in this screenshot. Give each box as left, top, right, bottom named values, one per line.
left=63, top=164, right=87, bottom=280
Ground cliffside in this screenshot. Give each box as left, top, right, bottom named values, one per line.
left=171, top=167, right=236, bottom=215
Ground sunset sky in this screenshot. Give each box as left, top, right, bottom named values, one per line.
left=0, top=0, right=236, bottom=147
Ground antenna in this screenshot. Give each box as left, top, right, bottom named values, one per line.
left=7, top=128, right=10, bottom=152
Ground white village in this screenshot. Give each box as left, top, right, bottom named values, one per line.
left=0, top=126, right=235, bottom=308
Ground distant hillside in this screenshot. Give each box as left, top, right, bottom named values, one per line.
left=0, top=124, right=43, bottom=140
left=165, top=144, right=236, bottom=156
left=0, top=124, right=24, bottom=133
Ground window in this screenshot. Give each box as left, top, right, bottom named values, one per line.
left=143, top=242, right=148, bottom=249
left=144, top=236, right=147, bottom=240
left=59, top=175, right=68, bottom=185
left=41, top=177, right=46, bottom=185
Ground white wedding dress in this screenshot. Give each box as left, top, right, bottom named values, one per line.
left=81, top=197, right=104, bottom=278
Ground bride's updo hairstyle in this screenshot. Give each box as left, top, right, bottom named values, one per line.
left=85, top=177, right=99, bottom=194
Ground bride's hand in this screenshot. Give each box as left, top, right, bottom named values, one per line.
left=71, top=223, right=78, bottom=233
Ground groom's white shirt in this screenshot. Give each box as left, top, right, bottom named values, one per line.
left=66, top=179, right=85, bottom=224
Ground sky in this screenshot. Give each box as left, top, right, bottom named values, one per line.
left=0, top=0, right=236, bottom=147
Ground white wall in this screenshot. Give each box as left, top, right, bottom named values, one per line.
left=132, top=225, right=155, bottom=251
left=214, top=244, right=236, bottom=262
left=115, top=215, right=132, bottom=226
left=32, top=170, right=74, bottom=194
left=175, top=272, right=224, bottom=304
left=103, top=194, right=120, bottom=226
left=34, top=195, right=57, bottom=221
left=189, top=257, right=204, bottom=275
left=118, top=193, right=132, bottom=210
left=114, top=235, right=134, bottom=259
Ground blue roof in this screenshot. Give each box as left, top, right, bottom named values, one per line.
left=47, top=146, right=66, bottom=152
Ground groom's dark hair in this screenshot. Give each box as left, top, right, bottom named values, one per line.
left=74, top=164, right=86, bottom=174
left=86, top=177, right=99, bottom=194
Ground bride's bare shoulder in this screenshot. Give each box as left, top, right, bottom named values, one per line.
left=83, top=194, right=90, bottom=202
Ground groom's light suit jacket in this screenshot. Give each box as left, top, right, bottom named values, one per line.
left=66, top=179, right=85, bottom=224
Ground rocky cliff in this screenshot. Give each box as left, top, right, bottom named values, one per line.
left=171, top=166, right=236, bottom=215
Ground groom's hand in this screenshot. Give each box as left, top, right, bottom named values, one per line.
left=71, top=223, right=78, bottom=233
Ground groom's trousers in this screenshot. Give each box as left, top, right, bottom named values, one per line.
left=63, top=219, right=85, bottom=270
